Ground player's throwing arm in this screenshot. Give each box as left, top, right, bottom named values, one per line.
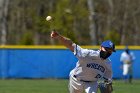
left=51, top=31, right=74, bottom=51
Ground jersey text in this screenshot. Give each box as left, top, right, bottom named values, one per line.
left=86, top=63, right=105, bottom=73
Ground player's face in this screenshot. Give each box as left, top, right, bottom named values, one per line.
left=104, top=47, right=113, bottom=54
left=100, top=47, right=113, bottom=59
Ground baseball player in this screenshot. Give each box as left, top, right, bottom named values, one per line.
left=120, top=47, right=135, bottom=83
left=51, top=31, right=116, bottom=93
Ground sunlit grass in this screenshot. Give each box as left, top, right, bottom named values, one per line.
left=0, top=79, right=139, bottom=93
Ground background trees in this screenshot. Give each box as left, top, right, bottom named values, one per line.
left=0, top=0, right=140, bottom=45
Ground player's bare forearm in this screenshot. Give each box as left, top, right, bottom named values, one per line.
left=51, top=31, right=74, bottom=52
left=57, top=35, right=74, bottom=51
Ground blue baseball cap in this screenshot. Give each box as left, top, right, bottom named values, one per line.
left=101, top=40, right=116, bottom=52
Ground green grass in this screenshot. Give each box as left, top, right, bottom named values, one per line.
left=112, top=80, right=140, bottom=93
left=0, top=79, right=68, bottom=93
left=0, top=79, right=140, bottom=93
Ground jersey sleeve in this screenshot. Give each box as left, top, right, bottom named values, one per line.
left=120, top=52, right=125, bottom=62
left=72, top=43, right=91, bottom=58
left=130, top=52, right=135, bottom=61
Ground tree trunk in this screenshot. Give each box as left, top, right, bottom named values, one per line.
left=87, top=0, right=97, bottom=45
left=121, top=0, right=129, bottom=45
left=107, top=0, right=113, bottom=32
left=0, top=0, right=9, bottom=45
left=133, top=13, right=139, bottom=45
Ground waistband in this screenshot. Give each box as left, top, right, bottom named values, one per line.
left=73, top=75, right=92, bottom=83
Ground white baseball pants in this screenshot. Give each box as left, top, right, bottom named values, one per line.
left=69, top=75, right=98, bottom=93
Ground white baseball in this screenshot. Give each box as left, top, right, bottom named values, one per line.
left=46, top=16, right=52, bottom=21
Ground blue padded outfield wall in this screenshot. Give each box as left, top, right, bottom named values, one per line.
left=0, top=46, right=140, bottom=79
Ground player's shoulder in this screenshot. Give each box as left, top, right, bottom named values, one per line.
left=104, top=58, right=112, bottom=67
left=73, top=43, right=100, bottom=57
left=75, top=44, right=98, bottom=53
left=86, top=49, right=100, bottom=56
left=106, top=58, right=112, bottom=63
left=121, top=52, right=127, bottom=56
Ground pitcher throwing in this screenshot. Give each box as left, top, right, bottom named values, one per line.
left=51, top=31, right=116, bottom=93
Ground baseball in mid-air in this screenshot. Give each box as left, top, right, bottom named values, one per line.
left=46, top=16, right=52, bottom=21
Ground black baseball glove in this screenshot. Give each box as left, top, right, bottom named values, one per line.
left=98, top=81, right=113, bottom=93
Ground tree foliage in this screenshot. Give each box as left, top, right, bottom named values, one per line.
left=0, top=0, right=140, bottom=45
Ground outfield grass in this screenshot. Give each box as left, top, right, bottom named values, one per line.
left=0, top=79, right=68, bottom=93
left=112, top=80, right=140, bottom=93
left=0, top=79, right=140, bottom=93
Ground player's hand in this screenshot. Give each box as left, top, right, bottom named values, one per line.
left=51, top=31, right=59, bottom=38
left=99, top=82, right=113, bottom=93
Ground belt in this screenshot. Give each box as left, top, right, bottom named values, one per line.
left=73, top=75, right=92, bottom=83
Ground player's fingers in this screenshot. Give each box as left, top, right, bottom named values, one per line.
left=50, top=31, right=54, bottom=38
left=51, top=31, right=59, bottom=38
left=50, top=33, right=53, bottom=38
left=51, top=32, right=55, bottom=38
